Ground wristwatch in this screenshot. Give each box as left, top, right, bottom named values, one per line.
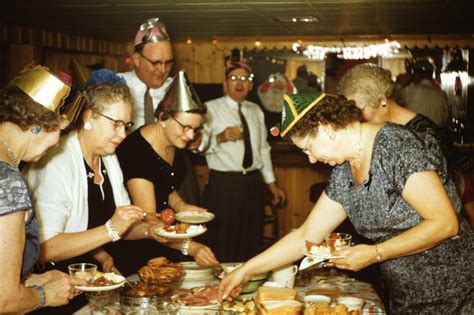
left=181, top=238, right=191, bottom=256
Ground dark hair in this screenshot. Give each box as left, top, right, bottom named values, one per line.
left=156, top=108, right=207, bottom=122
left=0, top=86, right=61, bottom=131
left=287, top=94, right=363, bottom=139
left=134, top=43, right=145, bottom=53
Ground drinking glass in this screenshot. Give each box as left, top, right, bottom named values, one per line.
left=68, top=263, right=97, bottom=281
left=325, top=233, right=352, bottom=252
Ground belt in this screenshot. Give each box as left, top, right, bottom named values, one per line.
left=210, top=169, right=259, bottom=176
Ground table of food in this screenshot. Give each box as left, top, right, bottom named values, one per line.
left=73, top=256, right=385, bottom=315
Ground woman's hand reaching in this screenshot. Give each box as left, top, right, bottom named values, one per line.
left=188, top=241, right=218, bottom=266
left=218, top=266, right=248, bottom=302
left=110, top=205, right=145, bottom=236
left=91, top=248, right=115, bottom=272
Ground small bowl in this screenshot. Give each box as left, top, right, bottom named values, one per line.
left=181, top=262, right=213, bottom=281
left=336, top=296, right=365, bottom=311
left=304, top=294, right=331, bottom=307
left=262, top=281, right=286, bottom=288
left=241, top=277, right=267, bottom=294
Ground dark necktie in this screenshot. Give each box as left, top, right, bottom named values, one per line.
left=144, top=87, right=154, bottom=124
left=238, top=103, right=253, bottom=168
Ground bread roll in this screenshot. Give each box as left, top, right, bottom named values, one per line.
left=257, top=286, right=298, bottom=301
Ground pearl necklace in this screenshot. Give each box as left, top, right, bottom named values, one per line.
left=350, top=124, right=363, bottom=168
left=0, top=138, right=18, bottom=167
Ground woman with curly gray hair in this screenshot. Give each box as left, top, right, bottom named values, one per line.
left=337, top=63, right=474, bottom=224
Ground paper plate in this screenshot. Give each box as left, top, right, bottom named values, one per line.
left=175, top=211, right=215, bottom=224
left=154, top=225, right=207, bottom=239
left=75, top=274, right=126, bottom=292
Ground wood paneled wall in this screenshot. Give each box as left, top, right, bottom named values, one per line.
left=0, top=24, right=131, bottom=81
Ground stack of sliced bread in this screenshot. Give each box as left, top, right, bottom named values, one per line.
left=256, top=286, right=304, bottom=314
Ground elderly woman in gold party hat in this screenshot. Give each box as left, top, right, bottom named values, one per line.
left=218, top=93, right=473, bottom=313
left=0, top=64, right=84, bottom=313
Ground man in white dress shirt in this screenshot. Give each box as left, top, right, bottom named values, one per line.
left=118, top=18, right=174, bottom=128
left=118, top=18, right=199, bottom=205
left=199, top=61, right=286, bottom=262
left=396, top=59, right=449, bottom=127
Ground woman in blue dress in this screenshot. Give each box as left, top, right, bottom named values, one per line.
left=0, top=65, right=80, bottom=313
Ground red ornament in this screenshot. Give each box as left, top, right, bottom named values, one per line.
left=270, top=126, right=280, bottom=137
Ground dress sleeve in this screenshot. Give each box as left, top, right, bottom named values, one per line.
left=0, top=166, right=32, bottom=216
left=383, top=127, right=439, bottom=192
left=117, top=133, right=153, bottom=182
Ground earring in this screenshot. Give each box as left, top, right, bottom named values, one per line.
left=329, top=134, right=335, bottom=141
left=84, top=121, right=93, bottom=130
left=31, top=125, right=42, bottom=134
left=161, top=123, right=166, bottom=128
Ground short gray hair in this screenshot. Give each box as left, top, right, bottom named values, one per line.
left=85, top=83, right=133, bottom=114
left=337, top=63, right=395, bottom=108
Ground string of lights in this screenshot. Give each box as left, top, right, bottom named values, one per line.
left=292, top=41, right=401, bottom=60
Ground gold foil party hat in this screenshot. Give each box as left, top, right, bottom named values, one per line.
left=12, top=63, right=71, bottom=112
left=157, top=70, right=206, bottom=113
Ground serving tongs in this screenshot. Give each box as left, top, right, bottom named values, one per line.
left=111, top=266, right=138, bottom=290
left=299, top=257, right=331, bottom=271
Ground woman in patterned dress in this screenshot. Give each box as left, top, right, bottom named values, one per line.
left=219, top=93, right=473, bottom=314
left=0, top=65, right=80, bottom=313
left=337, top=63, right=474, bottom=228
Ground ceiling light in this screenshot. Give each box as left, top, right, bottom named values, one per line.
left=276, top=16, right=318, bottom=23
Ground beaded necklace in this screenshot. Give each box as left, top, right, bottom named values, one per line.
left=0, top=138, right=18, bottom=167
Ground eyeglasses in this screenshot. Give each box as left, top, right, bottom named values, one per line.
left=138, top=51, right=174, bottom=69
left=170, top=115, right=203, bottom=134
left=94, top=111, right=134, bottom=131
left=227, top=75, right=253, bottom=82
left=302, top=136, right=312, bottom=155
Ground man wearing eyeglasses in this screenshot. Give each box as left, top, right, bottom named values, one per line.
left=198, top=61, right=286, bottom=262
left=118, top=18, right=174, bottom=129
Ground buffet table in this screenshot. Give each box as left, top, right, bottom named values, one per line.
left=74, top=268, right=385, bottom=314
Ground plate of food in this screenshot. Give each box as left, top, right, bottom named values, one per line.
left=171, top=283, right=221, bottom=314
left=75, top=272, right=126, bottom=291
left=154, top=223, right=207, bottom=239
left=304, top=244, right=346, bottom=259
left=175, top=211, right=215, bottom=224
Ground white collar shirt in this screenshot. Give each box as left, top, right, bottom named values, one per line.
left=199, top=95, right=276, bottom=184
left=118, top=70, right=173, bottom=130
left=396, top=79, right=449, bottom=127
